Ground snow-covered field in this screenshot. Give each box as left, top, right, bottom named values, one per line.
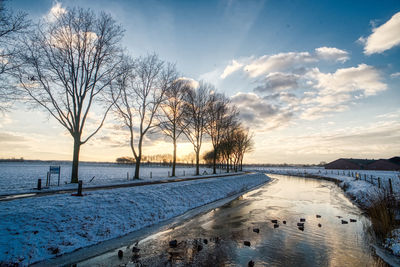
left=0, top=162, right=215, bottom=195
left=0, top=172, right=269, bottom=266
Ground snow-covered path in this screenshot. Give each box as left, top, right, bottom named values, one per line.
left=0, top=172, right=269, bottom=266
left=0, top=171, right=245, bottom=201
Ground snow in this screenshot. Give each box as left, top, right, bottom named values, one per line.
left=385, top=229, right=400, bottom=256
left=0, top=162, right=215, bottom=195
left=0, top=172, right=269, bottom=265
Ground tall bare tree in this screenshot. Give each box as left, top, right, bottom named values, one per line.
left=16, top=8, right=124, bottom=183
left=231, top=127, right=253, bottom=171
left=110, top=54, right=177, bottom=179
left=158, top=78, right=190, bottom=176
left=0, top=0, right=29, bottom=111
left=182, top=81, right=212, bottom=175
left=206, top=93, right=238, bottom=174
left=219, top=118, right=240, bottom=173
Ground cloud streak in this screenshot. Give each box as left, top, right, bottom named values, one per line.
left=361, top=12, right=400, bottom=55
left=315, top=47, right=349, bottom=63
left=220, top=46, right=349, bottom=80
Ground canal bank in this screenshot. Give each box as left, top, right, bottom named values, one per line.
left=69, top=174, right=388, bottom=266
left=0, top=173, right=270, bottom=266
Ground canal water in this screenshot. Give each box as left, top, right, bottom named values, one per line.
left=78, top=174, right=387, bottom=266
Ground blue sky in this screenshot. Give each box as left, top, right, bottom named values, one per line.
left=2, top=0, right=400, bottom=163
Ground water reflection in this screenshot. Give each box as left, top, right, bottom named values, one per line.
left=78, top=174, right=387, bottom=267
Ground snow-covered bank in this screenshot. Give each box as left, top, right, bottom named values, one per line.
left=0, top=172, right=269, bottom=266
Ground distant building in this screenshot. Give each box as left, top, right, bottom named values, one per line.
left=325, top=157, right=400, bottom=171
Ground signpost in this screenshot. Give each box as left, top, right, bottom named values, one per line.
left=49, top=166, right=61, bottom=186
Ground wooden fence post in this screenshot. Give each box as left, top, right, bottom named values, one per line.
left=77, top=180, right=83, bottom=196
left=37, top=179, right=42, bottom=190
left=389, top=179, right=393, bottom=195
left=378, top=177, right=381, bottom=188
left=46, top=171, right=50, bottom=186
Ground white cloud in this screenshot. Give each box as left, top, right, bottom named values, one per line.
left=244, top=52, right=316, bottom=78
left=220, top=59, right=244, bottom=79
left=220, top=47, right=349, bottom=80
left=176, top=77, right=199, bottom=88
left=217, top=48, right=387, bottom=124
left=308, top=64, right=387, bottom=97
left=390, top=72, right=400, bottom=78
left=298, top=64, right=387, bottom=120
left=46, top=1, right=67, bottom=23
left=362, top=12, right=400, bottom=55
left=300, top=104, right=349, bottom=120
left=315, top=47, right=349, bottom=63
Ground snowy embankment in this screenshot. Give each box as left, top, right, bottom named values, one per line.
left=0, top=172, right=269, bottom=266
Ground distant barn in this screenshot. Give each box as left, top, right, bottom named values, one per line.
left=325, top=158, right=375, bottom=170
left=325, top=157, right=400, bottom=171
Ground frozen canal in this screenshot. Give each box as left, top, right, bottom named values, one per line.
left=78, top=174, right=386, bottom=266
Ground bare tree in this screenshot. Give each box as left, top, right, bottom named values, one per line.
left=158, top=78, right=190, bottom=176
left=219, top=117, right=240, bottom=173
left=225, top=126, right=254, bottom=172
left=235, top=127, right=254, bottom=171
left=0, top=0, right=29, bottom=111
left=182, top=81, right=212, bottom=175
left=16, top=8, right=125, bottom=183
left=206, top=93, right=237, bottom=174
left=110, top=54, right=177, bottom=179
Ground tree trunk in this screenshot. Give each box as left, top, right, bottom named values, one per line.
left=71, top=136, right=81, bottom=183
left=226, top=158, right=229, bottom=173
left=195, top=151, right=200, bottom=175
left=212, top=148, right=217, bottom=174
left=172, top=139, right=176, bottom=177
left=134, top=157, right=141, bottom=179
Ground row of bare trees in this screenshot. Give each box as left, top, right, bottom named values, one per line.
left=0, top=5, right=253, bottom=182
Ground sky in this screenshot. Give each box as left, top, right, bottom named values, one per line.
left=1, top=0, right=400, bottom=164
